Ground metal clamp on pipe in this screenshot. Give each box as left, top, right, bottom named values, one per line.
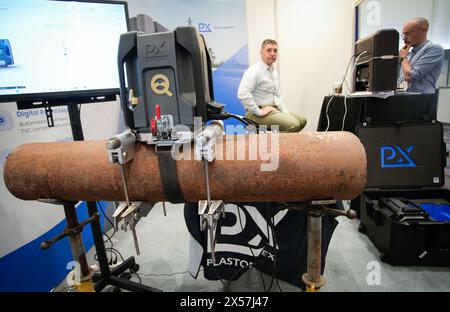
left=195, top=120, right=225, bottom=265
left=106, top=130, right=152, bottom=255
left=139, top=104, right=193, bottom=204
left=106, top=105, right=196, bottom=254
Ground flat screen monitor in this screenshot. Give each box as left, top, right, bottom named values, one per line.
left=353, top=29, right=399, bottom=93
left=0, top=0, right=129, bottom=103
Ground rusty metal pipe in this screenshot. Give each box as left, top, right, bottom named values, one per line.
left=3, top=132, right=366, bottom=203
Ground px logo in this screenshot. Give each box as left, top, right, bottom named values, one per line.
left=380, top=145, right=417, bottom=168
left=198, top=23, right=213, bottom=32
left=206, top=205, right=289, bottom=259
left=146, top=40, right=167, bottom=57
left=0, top=111, right=13, bottom=131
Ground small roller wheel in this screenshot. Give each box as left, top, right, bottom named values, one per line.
left=131, top=263, right=140, bottom=273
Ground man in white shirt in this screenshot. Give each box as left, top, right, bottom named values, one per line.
left=237, top=39, right=307, bottom=132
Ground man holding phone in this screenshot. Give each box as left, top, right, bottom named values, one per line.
left=398, top=17, right=444, bottom=94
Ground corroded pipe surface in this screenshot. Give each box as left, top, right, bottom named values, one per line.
left=4, top=132, right=367, bottom=203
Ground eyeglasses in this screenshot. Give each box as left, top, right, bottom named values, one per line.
left=402, top=28, right=422, bottom=38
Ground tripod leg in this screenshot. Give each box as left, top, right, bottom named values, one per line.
left=110, top=257, right=139, bottom=277
left=302, top=211, right=326, bottom=292
left=109, top=276, right=162, bottom=292
left=63, top=203, right=94, bottom=292
left=86, top=202, right=162, bottom=292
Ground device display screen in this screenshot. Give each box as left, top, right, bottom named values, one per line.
left=0, top=0, right=129, bottom=101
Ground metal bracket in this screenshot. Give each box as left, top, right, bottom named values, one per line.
left=195, top=120, right=224, bottom=162
left=198, top=200, right=224, bottom=265
left=113, top=201, right=155, bottom=255
left=106, top=130, right=137, bottom=165
left=40, top=213, right=100, bottom=250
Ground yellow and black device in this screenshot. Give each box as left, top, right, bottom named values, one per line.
left=117, top=27, right=218, bottom=132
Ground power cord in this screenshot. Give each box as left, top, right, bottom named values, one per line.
left=342, top=95, right=348, bottom=131
left=265, top=205, right=283, bottom=292
left=97, top=201, right=116, bottom=239
left=95, top=201, right=116, bottom=264
left=264, top=204, right=275, bottom=292
left=324, top=53, right=355, bottom=132
left=329, top=52, right=400, bottom=132
left=324, top=96, right=335, bottom=132
left=208, top=112, right=261, bottom=133
left=94, top=201, right=129, bottom=267
left=133, top=272, right=142, bottom=284
left=339, top=54, right=357, bottom=96
left=140, top=268, right=203, bottom=278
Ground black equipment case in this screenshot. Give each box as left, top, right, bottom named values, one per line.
left=356, top=121, right=450, bottom=266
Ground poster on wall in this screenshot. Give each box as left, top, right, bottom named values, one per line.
left=0, top=106, right=76, bottom=291
left=358, top=0, right=450, bottom=49
left=0, top=103, right=122, bottom=291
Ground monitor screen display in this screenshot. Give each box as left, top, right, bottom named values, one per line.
left=0, top=0, right=129, bottom=102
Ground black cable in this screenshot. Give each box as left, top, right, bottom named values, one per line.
left=339, top=54, right=357, bottom=96
left=96, top=203, right=114, bottom=243
left=208, top=112, right=261, bottom=133
left=100, top=226, right=114, bottom=263
left=264, top=204, right=284, bottom=292
left=96, top=201, right=117, bottom=264
left=97, top=201, right=116, bottom=239
left=270, top=213, right=283, bottom=292
left=101, top=227, right=113, bottom=246
left=107, top=247, right=125, bottom=262
left=93, top=247, right=116, bottom=262
left=133, top=272, right=142, bottom=284
left=140, top=268, right=204, bottom=278
left=265, top=204, right=275, bottom=292
left=322, top=54, right=355, bottom=133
